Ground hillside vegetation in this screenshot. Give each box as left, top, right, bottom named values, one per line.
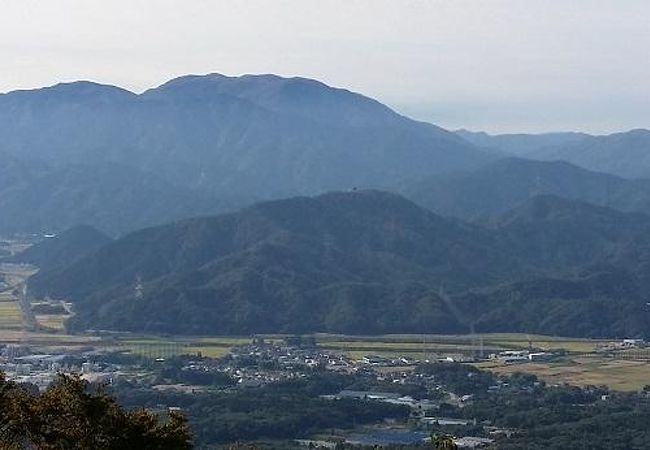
left=406, top=157, right=650, bottom=221
left=29, top=191, right=650, bottom=338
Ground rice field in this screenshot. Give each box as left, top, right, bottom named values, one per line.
left=312, top=333, right=604, bottom=360
left=118, top=336, right=254, bottom=359
left=113, top=332, right=610, bottom=362
left=0, top=301, right=23, bottom=329
left=479, top=356, right=650, bottom=392
left=35, top=314, right=68, bottom=332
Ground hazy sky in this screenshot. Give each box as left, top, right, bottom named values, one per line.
left=1, top=0, right=648, bottom=133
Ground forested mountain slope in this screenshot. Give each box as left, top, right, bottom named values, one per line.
left=29, top=191, right=650, bottom=337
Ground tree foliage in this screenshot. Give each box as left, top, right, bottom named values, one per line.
left=0, top=372, right=192, bottom=450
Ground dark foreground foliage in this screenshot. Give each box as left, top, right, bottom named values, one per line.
left=0, top=372, right=192, bottom=450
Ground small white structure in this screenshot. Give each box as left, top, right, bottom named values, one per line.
left=528, top=352, right=550, bottom=361
left=454, top=436, right=495, bottom=448
left=498, top=350, right=529, bottom=363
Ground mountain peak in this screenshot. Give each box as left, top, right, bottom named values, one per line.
left=0, top=80, right=136, bottom=102
left=143, top=72, right=406, bottom=127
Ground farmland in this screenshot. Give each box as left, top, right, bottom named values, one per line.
left=117, top=336, right=252, bottom=359
left=0, top=299, right=22, bottom=330
left=312, top=332, right=605, bottom=360
left=479, top=356, right=650, bottom=391
left=0, top=264, right=27, bottom=331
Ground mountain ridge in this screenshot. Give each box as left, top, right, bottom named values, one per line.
left=405, top=157, right=650, bottom=221
left=0, top=73, right=492, bottom=235
left=28, top=190, right=650, bottom=337
left=455, top=128, right=650, bottom=179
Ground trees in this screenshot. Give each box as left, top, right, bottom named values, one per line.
left=431, top=434, right=458, bottom=450
left=0, top=372, right=192, bottom=450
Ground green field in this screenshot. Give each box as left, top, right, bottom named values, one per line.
left=118, top=336, right=254, bottom=359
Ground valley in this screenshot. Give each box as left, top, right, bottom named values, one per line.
left=2, top=2, right=649, bottom=448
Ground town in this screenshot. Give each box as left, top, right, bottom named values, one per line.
left=3, top=334, right=649, bottom=449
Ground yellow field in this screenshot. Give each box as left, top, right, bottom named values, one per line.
left=479, top=356, right=650, bottom=392
left=0, top=330, right=101, bottom=346
left=0, top=301, right=23, bottom=329
left=476, top=333, right=606, bottom=353
left=35, top=314, right=68, bottom=332
left=0, top=262, right=36, bottom=332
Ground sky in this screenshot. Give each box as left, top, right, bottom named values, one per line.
left=0, top=0, right=648, bottom=134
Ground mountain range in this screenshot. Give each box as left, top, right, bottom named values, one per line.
left=4, top=72, right=650, bottom=339
left=407, top=157, right=650, bottom=221
left=26, top=191, right=650, bottom=337
left=0, top=74, right=490, bottom=235
left=3, top=74, right=650, bottom=237
left=457, top=128, right=650, bottom=179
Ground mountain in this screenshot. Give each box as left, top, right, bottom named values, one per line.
left=405, top=157, right=650, bottom=221
left=456, top=129, right=650, bottom=179
left=29, top=190, right=520, bottom=334
left=0, top=163, right=237, bottom=236
left=0, top=152, right=49, bottom=193
left=455, top=129, right=591, bottom=156
left=451, top=195, right=650, bottom=338
left=0, top=74, right=491, bottom=202
left=450, top=195, right=650, bottom=338
left=529, top=129, right=650, bottom=179
left=11, top=225, right=112, bottom=271
left=456, top=269, right=646, bottom=338
left=145, top=74, right=406, bottom=128
left=496, top=195, right=650, bottom=280
left=28, top=191, right=650, bottom=337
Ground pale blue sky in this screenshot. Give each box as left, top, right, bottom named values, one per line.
left=1, top=0, right=648, bottom=133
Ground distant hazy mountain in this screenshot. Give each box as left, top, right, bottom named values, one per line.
left=11, top=225, right=112, bottom=271
left=0, top=162, right=237, bottom=236
left=456, top=128, right=650, bottom=179
left=29, top=191, right=650, bottom=337
left=455, top=129, right=590, bottom=156
left=0, top=74, right=490, bottom=202
left=405, top=157, right=650, bottom=221
left=530, top=129, right=650, bottom=179
left=0, top=152, right=48, bottom=193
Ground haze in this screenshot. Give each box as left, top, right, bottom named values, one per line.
left=1, top=0, right=648, bottom=133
